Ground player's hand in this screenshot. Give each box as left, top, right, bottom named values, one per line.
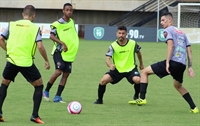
left=110, top=64, right=115, bottom=70
left=139, top=63, right=144, bottom=70
left=45, top=61, right=50, bottom=70
left=166, top=62, right=170, bottom=74
left=188, top=67, right=195, bottom=77
left=62, top=43, right=68, bottom=52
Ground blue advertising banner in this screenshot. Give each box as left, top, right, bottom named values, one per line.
left=84, top=25, right=158, bottom=42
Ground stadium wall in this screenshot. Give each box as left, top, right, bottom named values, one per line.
left=0, top=8, right=129, bottom=25
left=0, top=0, right=147, bottom=11
left=0, top=8, right=156, bottom=27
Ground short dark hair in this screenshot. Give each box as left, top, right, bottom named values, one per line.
left=117, top=26, right=127, bottom=32
left=63, top=3, right=72, bottom=9
left=161, top=12, right=173, bottom=18
left=23, top=5, right=36, bottom=17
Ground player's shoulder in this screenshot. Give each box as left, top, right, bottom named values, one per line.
left=165, top=26, right=175, bottom=31
left=128, top=39, right=136, bottom=43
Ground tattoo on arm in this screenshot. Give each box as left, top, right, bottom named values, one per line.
left=188, top=56, right=192, bottom=67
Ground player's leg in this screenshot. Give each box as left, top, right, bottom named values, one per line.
left=20, top=64, right=44, bottom=124
left=126, top=68, right=140, bottom=104
left=54, top=62, right=71, bottom=103
left=173, top=80, right=198, bottom=113
left=136, top=60, right=169, bottom=105
left=94, top=69, right=123, bottom=104
left=43, top=50, right=63, bottom=101
left=138, top=65, right=154, bottom=99
left=0, top=62, right=19, bottom=122
left=94, top=74, right=112, bottom=104
left=171, top=62, right=198, bottom=113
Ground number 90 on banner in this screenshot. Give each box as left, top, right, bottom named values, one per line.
left=126, top=29, right=144, bottom=39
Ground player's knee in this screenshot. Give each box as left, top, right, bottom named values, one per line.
left=174, top=83, right=182, bottom=89
left=2, top=77, right=11, bottom=86
left=100, top=77, right=111, bottom=85
left=141, top=68, right=149, bottom=76
left=132, top=76, right=140, bottom=84
left=55, top=70, right=62, bottom=77
left=100, top=79, right=108, bottom=85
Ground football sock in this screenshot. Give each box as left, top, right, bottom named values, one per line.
left=32, top=85, right=43, bottom=118
left=134, top=84, right=140, bottom=99
left=56, top=85, right=64, bottom=96
left=45, top=82, right=53, bottom=92
left=182, top=92, right=196, bottom=109
left=139, top=83, right=148, bottom=99
left=98, top=84, right=106, bottom=101
left=0, top=84, right=8, bottom=114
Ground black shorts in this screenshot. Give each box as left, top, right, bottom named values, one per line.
left=106, top=67, right=140, bottom=84
left=151, top=60, right=186, bottom=83
left=2, top=61, right=41, bottom=82
left=53, top=50, right=72, bottom=73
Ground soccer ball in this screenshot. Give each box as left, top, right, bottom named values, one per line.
left=67, top=101, right=82, bottom=114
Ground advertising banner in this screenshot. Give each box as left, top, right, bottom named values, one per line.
left=85, top=25, right=157, bottom=42
left=181, top=28, right=200, bottom=44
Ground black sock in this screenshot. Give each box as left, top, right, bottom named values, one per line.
left=32, top=85, right=43, bottom=118
left=140, top=83, right=148, bottom=99
left=134, top=84, right=140, bottom=99
left=45, top=82, right=53, bottom=92
left=56, top=85, right=64, bottom=96
left=0, top=84, right=8, bottom=114
left=183, top=92, right=196, bottom=109
left=98, top=84, right=106, bottom=101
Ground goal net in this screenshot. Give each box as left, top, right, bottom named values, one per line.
left=167, top=3, right=200, bottom=44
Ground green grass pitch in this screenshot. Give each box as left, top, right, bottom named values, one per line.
left=0, top=39, right=199, bottom=126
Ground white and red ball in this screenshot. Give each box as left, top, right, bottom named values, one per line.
left=67, top=101, right=82, bottom=114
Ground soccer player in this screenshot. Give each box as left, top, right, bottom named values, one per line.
left=94, top=26, right=144, bottom=104
left=43, top=3, right=79, bottom=103
left=135, top=12, right=199, bottom=113
left=0, top=5, right=50, bottom=124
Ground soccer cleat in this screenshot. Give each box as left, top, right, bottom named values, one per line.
left=30, top=115, right=44, bottom=124
left=190, top=107, right=199, bottom=114
left=128, top=95, right=138, bottom=105
left=0, top=113, right=4, bottom=122
left=53, top=95, right=66, bottom=103
left=128, top=100, right=137, bottom=105
left=43, top=91, right=50, bottom=102
left=94, top=99, right=103, bottom=104
left=135, top=98, right=147, bottom=105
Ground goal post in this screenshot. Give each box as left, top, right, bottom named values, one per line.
left=177, top=3, right=200, bottom=28
left=167, top=2, right=200, bottom=44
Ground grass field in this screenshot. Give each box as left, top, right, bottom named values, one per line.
left=0, top=39, right=199, bottom=126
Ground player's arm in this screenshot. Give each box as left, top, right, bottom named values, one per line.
left=136, top=51, right=144, bottom=70
left=0, top=36, right=6, bottom=51
left=166, top=39, right=174, bottom=74
left=185, top=35, right=194, bottom=77
left=135, top=44, right=144, bottom=70
left=105, top=46, right=115, bottom=70
left=186, top=46, right=195, bottom=77
left=164, top=29, right=174, bottom=74
left=186, top=46, right=192, bottom=68
left=166, top=39, right=174, bottom=63
left=50, top=28, right=67, bottom=52
left=36, top=29, right=50, bottom=69
left=0, top=27, right=9, bottom=51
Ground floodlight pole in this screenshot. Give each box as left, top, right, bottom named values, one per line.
left=156, top=0, right=160, bottom=42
